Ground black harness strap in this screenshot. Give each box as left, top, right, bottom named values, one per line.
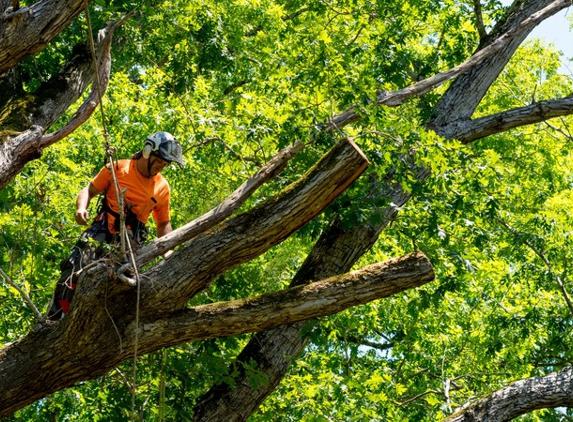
left=98, top=195, right=149, bottom=244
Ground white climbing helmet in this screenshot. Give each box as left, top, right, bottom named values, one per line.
left=142, top=131, right=185, bottom=169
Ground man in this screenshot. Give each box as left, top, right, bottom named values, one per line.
left=46, top=131, right=184, bottom=321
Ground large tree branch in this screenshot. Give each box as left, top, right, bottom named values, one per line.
left=0, top=17, right=123, bottom=190
left=447, top=95, right=573, bottom=143
left=40, top=12, right=134, bottom=146
left=0, top=248, right=432, bottom=417
left=427, top=0, right=569, bottom=135
left=120, top=140, right=305, bottom=276
left=0, top=0, right=90, bottom=75
left=192, top=225, right=383, bottom=421
left=443, top=366, right=573, bottom=422
left=134, top=251, right=434, bottom=353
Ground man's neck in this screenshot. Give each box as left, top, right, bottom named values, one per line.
left=135, top=157, right=152, bottom=178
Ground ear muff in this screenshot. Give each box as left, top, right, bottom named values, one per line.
left=142, top=136, right=162, bottom=159
left=142, top=144, right=153, bottom=159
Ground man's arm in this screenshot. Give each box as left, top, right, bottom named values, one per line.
left=75, top=183, right=101, bottom=225
left=156, top=221, right=173, bottom=238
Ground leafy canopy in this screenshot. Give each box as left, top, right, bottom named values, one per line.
left=2, top=0, right=573, bottom=420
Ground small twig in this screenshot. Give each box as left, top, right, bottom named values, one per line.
left=542, top=118, right=573, bottom=143
left=397, top=389, right=442, bottom=407
left=0, top=267, right=44, bottom=322
left=112, top=367, right=134, bottom=391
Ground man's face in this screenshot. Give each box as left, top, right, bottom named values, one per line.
left=149, top=155, right=170, bottom=176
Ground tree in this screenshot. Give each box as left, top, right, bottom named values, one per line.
left=1, top=0, right=573, bottom=420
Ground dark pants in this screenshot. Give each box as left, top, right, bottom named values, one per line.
left=46, top=220, right=113, bottom=321
left=47, top=216, right=149, bottom=321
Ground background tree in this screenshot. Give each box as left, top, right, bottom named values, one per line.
left=1, top=0, right=573, bottom=420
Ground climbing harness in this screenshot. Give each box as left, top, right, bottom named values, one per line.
left=97, top=195, right=150, bottom=245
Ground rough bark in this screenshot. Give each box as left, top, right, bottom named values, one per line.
left=0, top=0, right=89, bottom=75
left=0, top=17, right=121, bottom=190
left=0, top=136, right=370, bottom=416
left=139, top=251, right=435, bottom=350
left=443, top=366, right=573, bottom=422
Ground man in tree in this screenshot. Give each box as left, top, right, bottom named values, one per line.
left=46, top=131, right=185, bottom=321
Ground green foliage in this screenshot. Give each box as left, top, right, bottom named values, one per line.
left=4, top=0, right=573, bottom=420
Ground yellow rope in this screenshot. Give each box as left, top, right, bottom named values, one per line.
left=82, top=2, right=142, bottom=420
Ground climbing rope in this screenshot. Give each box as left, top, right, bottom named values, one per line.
left=82, top=2, right=142, bottom=420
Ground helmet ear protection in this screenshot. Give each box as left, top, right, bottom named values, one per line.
left=142, top=136, right=162, bottom=159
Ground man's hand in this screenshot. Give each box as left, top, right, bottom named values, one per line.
left=75, top=183, right=101, bottom=225
left=75, top=208, right=90, bottom=225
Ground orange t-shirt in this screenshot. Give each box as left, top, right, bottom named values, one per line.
left=91, top=159, right=171, bottom=233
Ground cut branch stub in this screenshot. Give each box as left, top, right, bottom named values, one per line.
left=127, top=140, right=305, bottom=271
left=138, top=137, right=371, bottom=310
